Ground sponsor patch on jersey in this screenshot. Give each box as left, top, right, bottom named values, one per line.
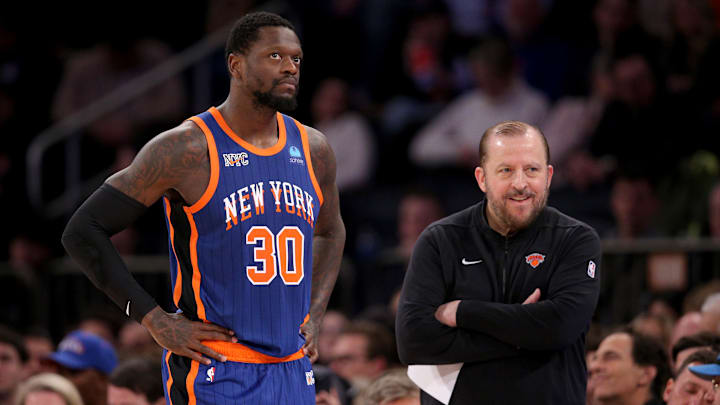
left=587, top=260, right=596, bottom=278
left=305, top=370, right=315, bottom=386
left=525, top=253, right=546, bottom=269
left=223, top=152, right=249, bottom=167
left=289, top=146, right=302, bottom=158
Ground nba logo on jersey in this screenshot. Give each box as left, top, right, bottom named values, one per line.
left=305, top=370, right=315, bottom=386
left=587, top=261, right=596, bottom=279
left=206, top=367, right=215, bottom=383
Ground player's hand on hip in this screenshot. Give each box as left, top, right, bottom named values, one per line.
left=435, top=300, right=461, bottom=327
left=522, top=288, right=541, bottom=304
left=141, top=306, right=237, bottom=365
left=300, top=318, right=320, bottom=363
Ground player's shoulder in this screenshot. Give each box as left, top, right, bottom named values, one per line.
left=300, top=124, right=335, bottom=176
left=302, top=124, right=331, bottom=154
left=147, top=119, right=208, bottom=155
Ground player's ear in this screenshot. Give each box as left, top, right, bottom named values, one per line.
left=228, top=52, right=245, bottom=80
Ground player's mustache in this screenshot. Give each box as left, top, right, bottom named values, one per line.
left=273, top=76, right=299, bottom=87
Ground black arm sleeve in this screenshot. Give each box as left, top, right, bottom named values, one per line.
left=61, top=183, right=158, bottom=323
left=396, top=227, right=522, bottom=365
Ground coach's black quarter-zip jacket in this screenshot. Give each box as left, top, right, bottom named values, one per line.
left=396, top=199, right=601, bottom=405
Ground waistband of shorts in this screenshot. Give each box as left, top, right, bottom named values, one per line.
left=203, top=341, right=305, bottom=364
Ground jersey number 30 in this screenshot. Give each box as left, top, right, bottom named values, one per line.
left=246, top=225, right=305, bottom=285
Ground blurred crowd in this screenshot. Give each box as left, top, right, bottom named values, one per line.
left=2, top=0, right=720, bottom=403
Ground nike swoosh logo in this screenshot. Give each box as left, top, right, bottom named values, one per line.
left=125, top=301, right=131, bottom=317
left=462, top=258, right=483, bottom=265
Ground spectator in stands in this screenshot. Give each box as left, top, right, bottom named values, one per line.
left=588, top=331, right=671, bottom=405
left=410, top=37, right=548, bottom=168
left=313, top=364, right=351, bottom=405
left=107, top=357, right=163, bottom=405
left=355, top=368, right=420, bottom=405
left=361, top=188, right=443, bottom=309
left=701, top=294, right=720, bottom=335
left=631, top=312, right=674, bottom=350
left=671, top=332, right=720, bottom=373
left=311, top=78, right=376, bottom=192
left=608, top=175, right=662, bottom=238
left=663, top=349, right=717, bottom=405
left=75, top=310, right=122, bottom=348
left=670, top=312, right=704, bottom=353
left=22, top=329, right=53, bottom=378
left=329, top=321, right=398, bottom=395
left=0, top=326, right=27, bottom=405
left=43, top=330, right=117, bottom=405
left=13, top=373, right=84, bottom=405
left=116, top=321, right=160, bottom=362
left=318, top=310, right=349, bottom=366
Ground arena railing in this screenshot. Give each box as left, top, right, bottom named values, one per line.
left=25, top=26, right=231, bottom=219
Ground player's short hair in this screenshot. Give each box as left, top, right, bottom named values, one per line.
left=478, top=121, right=550, bottom=167
left=225, top=11, right=296, bottom=58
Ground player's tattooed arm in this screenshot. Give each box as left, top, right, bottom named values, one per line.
left=107, top=121, right=236, bottom=363
left=107, top=120, right=210, bottom=206
left=302, top=126, right=346, bottom=363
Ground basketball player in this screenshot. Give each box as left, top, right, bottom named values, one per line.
left=62, top=12, right=345, bottom=405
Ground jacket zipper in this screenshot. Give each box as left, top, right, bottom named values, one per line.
left=502, top=237, right=509, bottom=301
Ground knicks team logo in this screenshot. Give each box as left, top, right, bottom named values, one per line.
left=305, top=370, right=315, bottom=386
left=289, top=146, right=304, bottom=165
left=525, top=253, right=546, bottom=269
left=587, top=260, right=596, bottom=279
left=206, top=367, right=215, bottom=383
left=223, top=152, right=249, bottom=167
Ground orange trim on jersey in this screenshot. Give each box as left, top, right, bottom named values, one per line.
left=302, top=313, right=310, bottom=326
left=164, top=198, right=183, bottom=307
left=186, top=116, right=220, bottom=214
left=295, top=119, right=324, bottom=206
left=182, top=209, right=207, bottom=321
left=186, top=360, right=199, bottom=405
left=209, top=107, right=287, bottom=156
left=164, top=351, right=175, bottom=405
left=203, top=341, right=305, bottom=364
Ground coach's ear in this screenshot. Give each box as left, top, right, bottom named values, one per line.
left=227, top=53, right=245, bottom=81
left=475, top=166, right=487, bottom=193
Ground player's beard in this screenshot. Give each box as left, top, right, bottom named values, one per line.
left=485, top=181, right=549, bottom=235
left=253, top=79, right=299, bottom=112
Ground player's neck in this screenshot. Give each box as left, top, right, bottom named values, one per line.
left=217, top=97, right=278, bottom=142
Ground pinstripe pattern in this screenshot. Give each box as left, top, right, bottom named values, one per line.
left=163, top=351, right=316, bottom=404
left=162, top=108, right=319, bottom=403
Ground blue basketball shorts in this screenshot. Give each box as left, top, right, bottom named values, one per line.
left=161, top=349, right=316, bottom=405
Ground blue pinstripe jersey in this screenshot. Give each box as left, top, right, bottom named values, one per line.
left=163, top=107, right=322, bottom=358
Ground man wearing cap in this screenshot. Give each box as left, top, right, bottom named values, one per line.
left=690, top=351, right=720, bottom=404
left=44, top=330, right=118, bottom=405
left=664, top=350, right=716, bottom=405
